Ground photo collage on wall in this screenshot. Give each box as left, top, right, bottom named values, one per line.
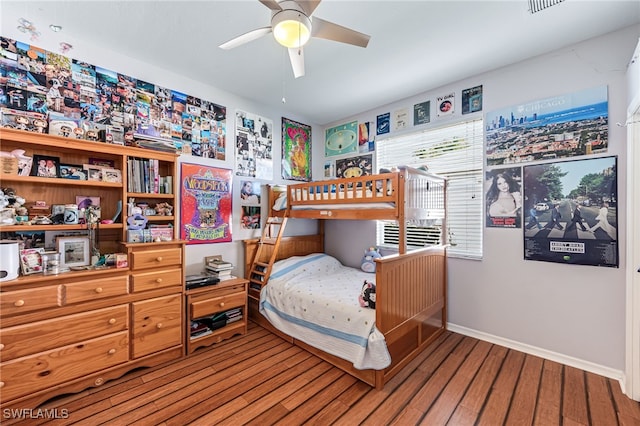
left=0, top=36, right=227, bottom=158
left=483, top=85, right=616, bottom=267
left=235, top=110, right=273, bottom=180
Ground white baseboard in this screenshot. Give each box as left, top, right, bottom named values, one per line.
left=447, top=322, right=624, bottom=386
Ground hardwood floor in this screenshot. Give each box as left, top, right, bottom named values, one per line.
left=15, top=322, right=640, bottom=425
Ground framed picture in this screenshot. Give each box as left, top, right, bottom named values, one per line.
left=57, top=236, right=90, bottom=268
left=32, top=155, right=60, bottom=178
left=20, top=248, right=44, bottom=275
left=102, top=168, right=122, bottom=183
left=59, top=163, right=87, bottom=180
left=84, top=165, right=103, bottom=181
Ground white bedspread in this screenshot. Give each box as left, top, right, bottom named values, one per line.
left=259, top=253, right=391, bottom=370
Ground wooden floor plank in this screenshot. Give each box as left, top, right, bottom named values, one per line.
left=563, top=365, right=590, bottom=425
left=476, top=349, right=525, bottom=426
left=505, top=354, right=544, bottom=426
left=533, top=359, right=563, bottom=426
left=586, top=372, right=618, bottom=425
left=14, top=324, right=639, bottom=426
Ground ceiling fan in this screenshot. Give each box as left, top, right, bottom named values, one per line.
left=219, top=0, right=370, bottom=78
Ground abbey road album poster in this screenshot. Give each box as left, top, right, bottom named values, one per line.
left=485, top=86, right=608, bottom=167
left=523, top=156, right=618, bottom=267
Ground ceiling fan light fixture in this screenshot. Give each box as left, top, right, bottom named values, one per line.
left=272, top=10, right=311, bottom=48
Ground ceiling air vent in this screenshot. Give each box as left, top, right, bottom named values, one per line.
left=528, top=0, right=565, bottom=14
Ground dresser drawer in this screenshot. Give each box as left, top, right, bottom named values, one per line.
left=63, top=275, right=129, bottom=304
left=0, top=305, right=129, bottom=361
left=130, top=248, right=182, bottom=271
left=191, top=291, right=246, bottom=319
left=131, top=294, right=182, bottom=358
left=0, top=330, right=129, bottom=401
left=131, top=268, right=182, bottom=292
left=0, top=285, right=62, bottom=316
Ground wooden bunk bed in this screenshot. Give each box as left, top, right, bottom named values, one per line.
left=243, top=166, right=447, bottom=389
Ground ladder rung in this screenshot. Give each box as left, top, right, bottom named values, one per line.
left=249, top=278, right=264, bottom=285
left=255, top=262, right=268, bottom=268
left=251, top=270, right=265, bottom=276
left=262, top=238, right=277, bottom=245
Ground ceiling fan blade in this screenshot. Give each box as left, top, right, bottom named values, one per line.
left=297, top=0, right=322, bottom=16
left=259, top=0, right=283, bottom=11
left=288, top=47, right=305, bottom=78
left=311, top=17, right=370, bottom=48
left=219, top=26, right=272, bottom=50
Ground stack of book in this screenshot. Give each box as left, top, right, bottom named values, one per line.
left=205, top=259, right=235, bottom=281
left=225, top=308, right=243, bottom=323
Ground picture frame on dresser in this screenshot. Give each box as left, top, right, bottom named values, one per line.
left=57, top=236, right=90, bottom=268
left=20, top=248, right=44, bottom=275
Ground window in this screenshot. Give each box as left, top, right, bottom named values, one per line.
left=376, top=118, right=484, bottom=259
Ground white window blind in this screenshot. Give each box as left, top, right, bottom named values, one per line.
left=377, top=118, right=484, bottom=259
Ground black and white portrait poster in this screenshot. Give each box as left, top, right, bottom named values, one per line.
left=235, top=110, right=273, bottom=179
left=523, top=156, right=618, bottom=267
left=485, top=167, right=522, bottom=228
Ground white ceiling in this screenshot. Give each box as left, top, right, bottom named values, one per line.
left=1, top=1, right=639, bottom=125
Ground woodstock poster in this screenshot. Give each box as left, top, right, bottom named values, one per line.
left=180, top=163, right=232, bottom=244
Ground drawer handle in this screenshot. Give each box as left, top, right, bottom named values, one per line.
left=219, top=302, right=225, bottom=308
left=14, top=300, right=25, bottom=307
left=156, top=278, right=163, bottom=283
left=108, top=318, right=117, bottom=325
left=108, top=349, right=116, bottom=355
left=0, top=343, right=4, bottom=350
left=95, top=287, right=103, bottom=294
left=156, top=256, right=163, bottom=262
left=156, top=323, right=163, bottom=329
left=0, top=382, right=4, bottom=388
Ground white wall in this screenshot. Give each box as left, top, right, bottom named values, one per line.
left=322, top=25, right=640, bottom=376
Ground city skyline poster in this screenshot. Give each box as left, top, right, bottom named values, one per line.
left=485, top=86, right=608, bottom=167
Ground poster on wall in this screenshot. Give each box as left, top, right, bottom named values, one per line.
left=376, top=112, right=390, bottom=136
left=413, top=100, right=430, bottom=125
left=241, top=206, right=261, bottom=230
left=358, top=122, right=374, bottom=153
left=485, top=167, right=522, bottom=228
left=180, top=163, right=232, bottom=244
left=281, top=117, right=311, bottom=181
left=523, top=156, right=618, bottom=267
left=462, top=85, right=483, bottom=114
left=324, top=160, right=335, bottom=178
left=235, top=110, right=273, bottom=179
left=335, top=154, right=373, bottom=178
left=393, top=108, right=409, bottom=131
left=436, top=92, right=455, bottom=118
left=486, top=85, right=608, bottom=167
left=325, top=121, right=358, bottom=157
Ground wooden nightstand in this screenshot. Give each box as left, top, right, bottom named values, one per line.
left=185, top=277, right=248, bottom=354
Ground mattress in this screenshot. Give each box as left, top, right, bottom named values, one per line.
left=259, top=253, right=391, bottom=370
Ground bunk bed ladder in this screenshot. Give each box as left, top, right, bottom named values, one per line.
left=248, top=214, right=288, bottom=298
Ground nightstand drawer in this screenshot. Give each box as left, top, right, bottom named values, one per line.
left=131, top=268, right=182, bottom=292
left=130, top=248, right=182, bottom=270
left=0, top=285, right=62, bottom=316
left=191, top=291, right=245, bottom=319
left=63, top=275, right=129, bottom=304
left=0, top=305, right=129, bottom=361
left=0, top=331, right=129, bottom=401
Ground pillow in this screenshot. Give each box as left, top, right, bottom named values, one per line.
left=270, top=253, right=340, bottom=280
left=273, top=192, right=287, bottom=211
